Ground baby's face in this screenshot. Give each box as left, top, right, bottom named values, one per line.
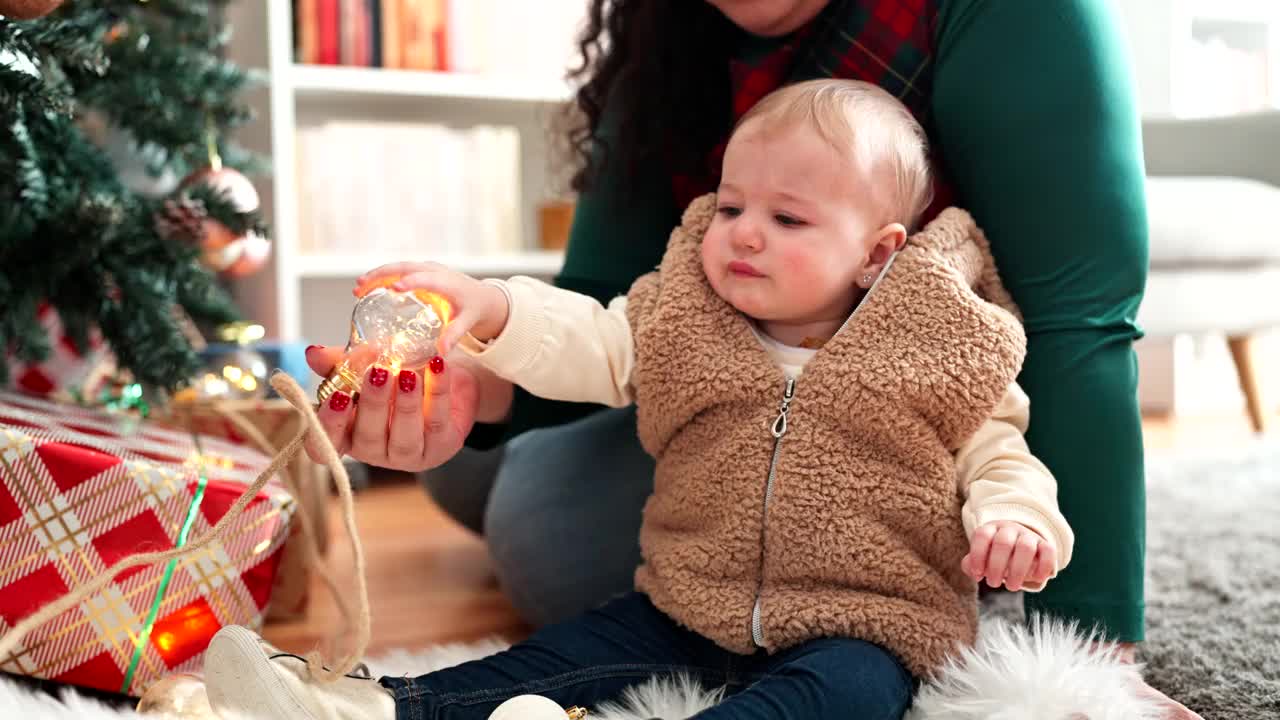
left=702, top=120, right=884, bottom=327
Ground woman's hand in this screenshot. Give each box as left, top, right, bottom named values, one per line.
left=303, top=344, right=479, bottom=472
left=356, top=262, right=510, bottom=355
left=961, top=520, right=1056, bottom=592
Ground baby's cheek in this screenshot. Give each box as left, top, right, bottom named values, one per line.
left=700, top=231, right=719, bottom=262
left=700, top=237, right=725, bottom=294
left=775, top=245, right=833, bottom=289
left=774, top=244, right=814, bottom=275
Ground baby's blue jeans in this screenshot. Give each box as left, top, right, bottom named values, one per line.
left=378, top=592, right=913, bottom=719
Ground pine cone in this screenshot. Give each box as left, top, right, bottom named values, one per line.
left=154, top=196, right=209, bottom=243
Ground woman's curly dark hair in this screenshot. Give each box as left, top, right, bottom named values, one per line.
left=565, top=0, right=739, bottom=193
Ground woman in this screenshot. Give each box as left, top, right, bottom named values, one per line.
left=306, top=1, right=1195, bottom=716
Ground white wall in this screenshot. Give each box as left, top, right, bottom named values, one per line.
left=1112, top=0, right=1178, bottom=117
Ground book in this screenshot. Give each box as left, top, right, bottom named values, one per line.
left=380, top=0, right=402, bottom=69
left=317, top=0, right=340, bottom=64
left=296, top=0, right=319, bottom=63
left=295, top=122, right=524, bottom=256
left=401, top=0, right=445, bottom=71
left=339, top=0, right=357, bottom=66
left=367, top=0, right=382, bottom=67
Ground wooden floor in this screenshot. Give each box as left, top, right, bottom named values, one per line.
left=261, top=473, right=532, bottom=657
left=261, top=408, right=1277, bottom=658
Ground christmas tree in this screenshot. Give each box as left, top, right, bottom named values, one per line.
left=0, top=0, right=268, bottom=392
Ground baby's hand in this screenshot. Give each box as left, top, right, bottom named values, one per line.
left=960, top=520, right=1056, bottom=592
left=356, top=262, right=509, bottom=355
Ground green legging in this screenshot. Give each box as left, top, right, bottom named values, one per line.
left=471, top=0, right=1147, bottom=641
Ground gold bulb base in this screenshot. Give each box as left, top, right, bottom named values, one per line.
left=316, top=363, right=362, bottom=406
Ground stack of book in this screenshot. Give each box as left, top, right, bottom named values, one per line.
left=294, top=0, right=446, bottom=69
left=295, top=122, right=523, bottom=256
left=293, top=0, right=583, bottom=80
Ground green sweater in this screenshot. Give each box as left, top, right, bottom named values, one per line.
left=475, top=0, right=1149, bottom=641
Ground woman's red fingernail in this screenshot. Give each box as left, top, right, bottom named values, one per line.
left=328, top=391, right=351, bottom=411
left=369, top=366, right=389, bottom=387
left=398, top=370, right=417, bottom=393
left=429, top=356, right=445, bottom=375
left=306, top=344, right=322, bottom=354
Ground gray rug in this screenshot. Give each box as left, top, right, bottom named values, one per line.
left=1139, top=440, right=1280, bottom=719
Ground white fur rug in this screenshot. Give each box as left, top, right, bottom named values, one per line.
left=1, top=613, right=1163, bottom=720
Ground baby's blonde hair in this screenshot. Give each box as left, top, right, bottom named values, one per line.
left=735, top=78, right=934, bottom=231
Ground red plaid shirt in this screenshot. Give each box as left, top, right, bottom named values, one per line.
left=672, top=0, right=953, bottom=222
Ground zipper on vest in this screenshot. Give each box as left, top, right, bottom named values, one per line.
left=751, top=376, right=795, bottom=648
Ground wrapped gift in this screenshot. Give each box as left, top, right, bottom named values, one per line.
left=150, top=397, right=329, bottom=621
left=0, top=391, right=295, bottom=696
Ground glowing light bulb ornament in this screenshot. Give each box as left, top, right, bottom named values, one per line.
left=317, top=286, right=447, bottom=405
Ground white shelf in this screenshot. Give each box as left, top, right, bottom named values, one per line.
left=287, top=64, right=572, bottom=105
left=223, top=0, right=574, bottom=340
left=295, top=250, right=565, bottom=278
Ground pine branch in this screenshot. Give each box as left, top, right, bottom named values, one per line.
left=62, top=2, right=260, bottom=172
left=9, top=110, right=48, bottom=216
left=0, top=110, right=44, bottom=242
left=2, top=0, right=261, bottom=391
left=3, top=8, right=113, bottom=79
left=0, top=294, right=50, bottom=384
left=0, top=62, right=69, bottom=115
left=175, top=263, right=240, bottom=327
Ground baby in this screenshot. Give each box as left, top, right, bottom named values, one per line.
left=206, top=79, right=1074, bottom=720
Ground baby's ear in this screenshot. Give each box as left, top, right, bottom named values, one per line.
left=869, top=223, right=907, bottom=265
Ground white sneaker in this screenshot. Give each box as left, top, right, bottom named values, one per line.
left=487, top=694, right=581, bottom=719
left=204, top=625, right=395, bottom=720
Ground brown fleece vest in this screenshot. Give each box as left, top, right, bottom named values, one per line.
left=626, top=194, right=1026, bottom=678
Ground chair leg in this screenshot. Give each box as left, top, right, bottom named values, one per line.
left=1227, top=334, right=1269, bottom=434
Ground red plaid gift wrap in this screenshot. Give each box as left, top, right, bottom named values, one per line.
left=0, top=391, right=295, bottom=696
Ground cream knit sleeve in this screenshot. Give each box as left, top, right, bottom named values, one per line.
left=955, top=383, right=1075, bottom=591
left=457, top=276, right=635, bottom=407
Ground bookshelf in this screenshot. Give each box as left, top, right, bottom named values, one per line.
left=295, top=250, right=567, bottom=278
left=225, top=0, right=572, bottom=344
left=288, top=64, right=572, bottom=105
